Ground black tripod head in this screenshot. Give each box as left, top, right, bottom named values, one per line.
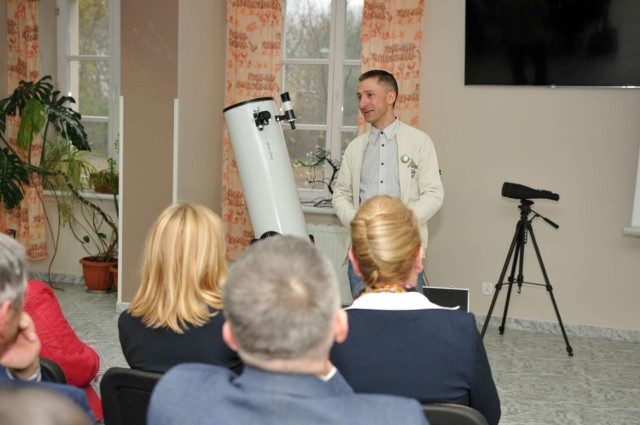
left=515, top=197, right=559, bottom=229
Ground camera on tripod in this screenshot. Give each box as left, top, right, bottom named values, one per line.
left=502, top=182, right=559, bottom=201
left=482, top=181, right=573, bottom=356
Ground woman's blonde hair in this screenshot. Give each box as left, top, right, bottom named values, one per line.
left=351, top=195, right=422, bottom=288
left=128, top=203, right=227, bottom=333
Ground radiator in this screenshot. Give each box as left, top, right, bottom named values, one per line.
left=307, top=224, right=352, bottom=304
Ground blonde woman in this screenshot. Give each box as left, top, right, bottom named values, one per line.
left=330, top=195, right=500, bottom=425
left=118, top=203, right=242, bottom=373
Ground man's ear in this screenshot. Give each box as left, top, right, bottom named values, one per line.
left=0, top=300, right=12, bottom=330
left=348, top=250, right=362, bottom=277
left=386, top=89, right=397, bottom=106
left=222, top=321, right=239, bottom=352
left=333, top=310, right=349, bottom=344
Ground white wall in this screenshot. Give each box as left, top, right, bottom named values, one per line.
left=27, top=194, right=118, bottom=277
left=421, top=1, right=640, bottom=331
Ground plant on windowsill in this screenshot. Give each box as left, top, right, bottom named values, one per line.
left=294, top=147, right=341, bottom=208
left=0, top=75, right=119, bottom=292
left=89, top=157, right=119, bottom=195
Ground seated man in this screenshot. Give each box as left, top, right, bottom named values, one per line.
left=0, top=234, right=95, bottom=424
left=148, top=235, right=429, bottom=425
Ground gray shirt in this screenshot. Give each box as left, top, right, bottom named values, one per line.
left=359, top=119, right=401, bottom=205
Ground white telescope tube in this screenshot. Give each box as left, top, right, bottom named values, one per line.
left=223, top=97, right=307, bottom=240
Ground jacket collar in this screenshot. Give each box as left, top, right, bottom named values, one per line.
left=234, top=365, right=353, bottom=398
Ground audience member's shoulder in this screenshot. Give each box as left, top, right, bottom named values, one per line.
left=117, top=309, right=140, bottom=328
left=162, top=363, right=234, bottom=386
left=351, top=392, right=427, bottom=424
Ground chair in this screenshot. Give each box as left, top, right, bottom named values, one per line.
left=422, top=403, right=489, bottom=425
left=100, top=367, right=163, bottom=425
left=40, top=357, right=67, bottom=384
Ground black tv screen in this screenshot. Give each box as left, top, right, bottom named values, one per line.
left=465, top=0, right=640, bottom=87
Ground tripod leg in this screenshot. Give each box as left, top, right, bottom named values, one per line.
left=481, top=220, right=521, bottom=338
left=499, top=233, right=522, bottom=335
left=527, top=223, right=574, bottom=356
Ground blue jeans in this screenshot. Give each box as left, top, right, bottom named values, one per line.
left=348, top=259, right=424, bottom=299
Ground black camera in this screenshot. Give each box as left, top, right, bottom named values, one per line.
left=502, top=182, right=559, bottom=201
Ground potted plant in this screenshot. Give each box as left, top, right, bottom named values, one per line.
left=70, top=158, right=119, bottom=292
left=42, top=139, right=98, bottom=191
left=0, top=76, right=119, bottom=292
left=90, top=157, right=119, bottom=194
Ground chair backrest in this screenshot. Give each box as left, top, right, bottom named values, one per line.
left=40, top=357, right=67, bottom=384
left=422, top=403, right=489, bottom=425
left=100, top=367, right=163, bottom=425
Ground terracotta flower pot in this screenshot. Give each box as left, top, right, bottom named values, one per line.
left=80, top=257, right=117, bottom=293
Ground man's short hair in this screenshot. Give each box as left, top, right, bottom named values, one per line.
left=0, top=387, right=91, bottom=425
left=223, top=235, right=339, bottom=364
left=359, top=69, right=399, bottom=105
left=0, top=233, right=27, bottom=307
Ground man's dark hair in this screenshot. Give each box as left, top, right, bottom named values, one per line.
left=359, top=69, right=399, bottom=107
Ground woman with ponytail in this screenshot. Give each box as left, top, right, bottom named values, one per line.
left=330, top=195, right=500, bottom=425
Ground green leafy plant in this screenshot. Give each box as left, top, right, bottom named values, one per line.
left=0, top=76, right=89, bottom=206
left=0, top=75, right=118, bottom=265
left=90, top=158, right=119, bottom=195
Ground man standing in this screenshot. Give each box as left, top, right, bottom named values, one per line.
left=148, top=236, right=429, bottom=425
left=332, top=69, right=444, bottom=298
left=0, top=233, right=94, bottom=423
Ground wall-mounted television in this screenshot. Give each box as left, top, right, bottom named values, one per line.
left=465, top=0, right=640, bottom=87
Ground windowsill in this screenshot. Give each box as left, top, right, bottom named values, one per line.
left=302, top=204, right=336, bottom=215
left=42, top=189, right=117, bottom=201
left=622, top=226, right=640, bottom=236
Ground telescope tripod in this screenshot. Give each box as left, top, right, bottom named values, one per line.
left=480, top=200, right=573, bottom=356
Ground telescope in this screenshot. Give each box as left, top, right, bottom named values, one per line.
left=502, top=182, right=559, bottom=201
left=223, top=94, right=307, bottom=242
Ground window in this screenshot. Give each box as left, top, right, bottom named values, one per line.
left=281, top=0, right=363, bottom=204
left=57, top=0, right=120, bottom=161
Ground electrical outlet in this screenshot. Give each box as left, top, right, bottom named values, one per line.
left=482, top=282, right=494, bottom=295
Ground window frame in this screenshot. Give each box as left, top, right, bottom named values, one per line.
left=56, top=0, right=121, bottom=161
left=280, top=0, right=361, bottom=204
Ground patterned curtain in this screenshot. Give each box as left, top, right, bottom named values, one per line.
left=222, top=0, right=283, bottom=259
left=1, top=0, right=47, bottom=260
left=359, top=0, right=424, bottom=133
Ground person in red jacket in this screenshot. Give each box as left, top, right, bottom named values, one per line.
left=24, top=280, right=103, bottom=421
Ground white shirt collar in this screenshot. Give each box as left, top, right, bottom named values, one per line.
left=347, top=291, right=460, bottom=311
left=320, top=366, right=338, bottom=382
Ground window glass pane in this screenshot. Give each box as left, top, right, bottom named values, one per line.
left=342, top=64, right=360, bottom=126
left=284, top=64, right=328, bottom=125
left=285, top=129, right=327, bottom=187
left=69, top=0, right=110, bottom=56
left=284, top=0, right=331, bottom=59
left=342, top=129, right=358, bottom=151
left=83, top=120, right=109, bottom=154
left=344, top=0, right=364, bottom=60
left=69, top=60, right=110, bottom=116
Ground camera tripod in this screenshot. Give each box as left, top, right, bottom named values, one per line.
left=480, top=199, right=573, bottom=356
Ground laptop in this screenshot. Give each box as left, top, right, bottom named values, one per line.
left=422, top=286, right=470, bottom=312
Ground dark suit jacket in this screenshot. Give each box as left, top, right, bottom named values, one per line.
left=0, top=366, right=95, bottom=423
left=119, top=310, right=242, bottom=374
left=330, top=307, right=501, bottom=425
left=147, top=364, right=429, bottom=425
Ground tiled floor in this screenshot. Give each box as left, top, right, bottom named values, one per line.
left=53, top=282, right=640, bottom=425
